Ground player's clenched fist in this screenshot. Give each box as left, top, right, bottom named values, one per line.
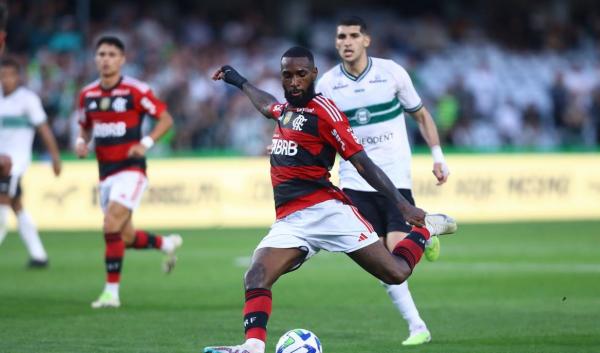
left=75, top=138, right=88, bottom=158
left=211, top=65, right=247, bottom=90
left=401, top=205, right=427, bottom=227
left=127, top=144, right=147, bottom=158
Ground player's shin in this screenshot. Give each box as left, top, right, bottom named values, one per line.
left=105, top=232, right=125, bottom=284
left=243, top=288, right=271, bottom=350
left=391, top=227, right=430, bottom=270
left=129, top=230, right=163, bottom=249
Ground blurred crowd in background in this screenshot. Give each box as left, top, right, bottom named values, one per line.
left=5, top=0, right=600, bottom=155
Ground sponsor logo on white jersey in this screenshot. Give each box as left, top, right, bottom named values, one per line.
left=112, top=97, right=128, bottom=112
left=360, top=132, right=394, bottom=145
left=88, top=101, right=98, bottom=110
left=271, top=138, right=298, bottom=156
left=93, top=122, right=127, bottom=138
left=292, top=114, right=307, bottom=131
left=354, top=108, right=371, bottom=125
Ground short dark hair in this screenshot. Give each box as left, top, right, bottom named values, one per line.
left=338, top=16, right=368, bottom=33
left=0, top=3, right=7, bottom=31
left=281, top=46, right=314, bottom=66
left=95, top=36, right=125, bottom=52
left=0, top=56, right=19, bottom=70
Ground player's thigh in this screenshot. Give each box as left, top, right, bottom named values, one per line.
left=346, top=240, right=411, bottom=285
left=99, top=171, right=147, bottom=214
left=104, top=201, right=132, bottom=233
left=0, top=175, right=20, bottom=205
left=343, top=189, right=386, bottom=237
left=245, top=247, right=308, bottom=289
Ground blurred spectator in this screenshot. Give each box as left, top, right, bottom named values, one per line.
left=5, top=0, right=600, bottom=156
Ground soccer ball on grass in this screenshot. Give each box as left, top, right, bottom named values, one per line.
left=275, top=329, right=322, bottom=353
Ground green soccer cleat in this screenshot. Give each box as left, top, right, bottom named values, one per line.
left=401, top=330, right=431, bottom=346
left=91, top=291, right=120, bottom=309
left=424, top=235, right=441, bottom=262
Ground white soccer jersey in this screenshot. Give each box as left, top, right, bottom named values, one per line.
left=316, top=57, right=423, bottom=191
left=0, top=87, right=47, bottom=175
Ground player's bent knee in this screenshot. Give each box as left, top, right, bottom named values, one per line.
left=244, top=264, right=272, bottom=290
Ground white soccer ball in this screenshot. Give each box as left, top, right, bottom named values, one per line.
left=275, top=328, right=322, bottom=353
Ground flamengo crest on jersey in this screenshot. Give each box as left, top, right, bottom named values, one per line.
left=0, top=87, right=47, bottom=175
left=316, top=57, right=424, bottom=191
left=78, top=76, right=167, bottom=180
left=268, top=95, right=363, bottom=219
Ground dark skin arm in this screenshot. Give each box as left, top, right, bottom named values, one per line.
left=212, top=67, right=278, bottom=119
left=349, top=150, right=426, bottom=227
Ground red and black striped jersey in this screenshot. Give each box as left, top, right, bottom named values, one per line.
left=269, top=94, right=364, bottom=219
left=78, top=76, right=167, bottom=180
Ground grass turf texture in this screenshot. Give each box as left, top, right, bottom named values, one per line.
left=1, top=221, right=599, bottom=353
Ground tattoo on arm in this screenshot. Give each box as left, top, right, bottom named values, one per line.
left=242, top=82, right=279, bottom=119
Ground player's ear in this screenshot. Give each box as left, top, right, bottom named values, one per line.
left=364, top=34, right=371, bottom=48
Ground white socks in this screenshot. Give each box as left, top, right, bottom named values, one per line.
left=244, top=338, right=265, bottom=353
left=17, top=210, right=48, bottom=261
left=105, top=283, right=120, bottom=298
left=382, top=281, right=428, bottom=334
left=0, top=205, right=8, bottom=245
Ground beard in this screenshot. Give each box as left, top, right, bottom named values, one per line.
left=284, top=81, right=316, bottom=107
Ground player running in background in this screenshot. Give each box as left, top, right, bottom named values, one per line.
left=315, top=16, right=451, bottom=345
left=76, top=36, right=182, bottom=308
left=0, top=57, right=61, bottom=268
left=204, top=47, right=456, bottom=353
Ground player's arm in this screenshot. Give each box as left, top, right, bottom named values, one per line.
left=128, top=110, right=174, bottom=158
left=212, top=65, right=278, bottom=119
left=408, top=106, right=449, bottom=185
left=36, top=123, right=61, bottom=176
left=349, top=151, right=425, bottom=227
left=75, top=127, right=92, bottom=159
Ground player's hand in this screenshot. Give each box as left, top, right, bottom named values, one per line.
left=127, top=144, right=147, bottom=158
left=0, top=154, right=11, bottom=177
left=212, top=65, right=248, bottom=89
left=433, top=162, right=450, bottom=185
left=401, top=205, right=426, bottom=227
left=75, top=140, right=88, bottom=158
left=52, top=158, right=62, bottom=177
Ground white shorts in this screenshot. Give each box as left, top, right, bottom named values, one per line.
left=256, top=199, right=379, bottom=264
left=98, top=171, right=148, bottom=213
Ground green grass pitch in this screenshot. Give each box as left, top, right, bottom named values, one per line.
left=1, top=221, right=599, bottom=353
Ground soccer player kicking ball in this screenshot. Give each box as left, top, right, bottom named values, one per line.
left=76, top=36, right=182, bottom=308
left=315, top=16, right=451, bottom=345
left=204, top=47, right=456, bottom=353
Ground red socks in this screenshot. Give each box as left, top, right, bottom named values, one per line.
left=130, top=230, right=163, bottom=249
left=243, top=288, right=272, bottom=342
left=392, top=227, right=430, bottom=270
left=104, top=232, right=125, bottom=283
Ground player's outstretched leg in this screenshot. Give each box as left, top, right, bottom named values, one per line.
left=128, top=230, right=183, bottom=273
left=92, top=231, right=124, bottom=308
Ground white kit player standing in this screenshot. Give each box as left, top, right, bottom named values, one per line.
left=0, top=57, right=61, bottom=267
left=316, top=16, right=451, bottom=346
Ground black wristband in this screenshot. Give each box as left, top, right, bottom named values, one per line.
left=221, top=65, right=248, bottom=90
